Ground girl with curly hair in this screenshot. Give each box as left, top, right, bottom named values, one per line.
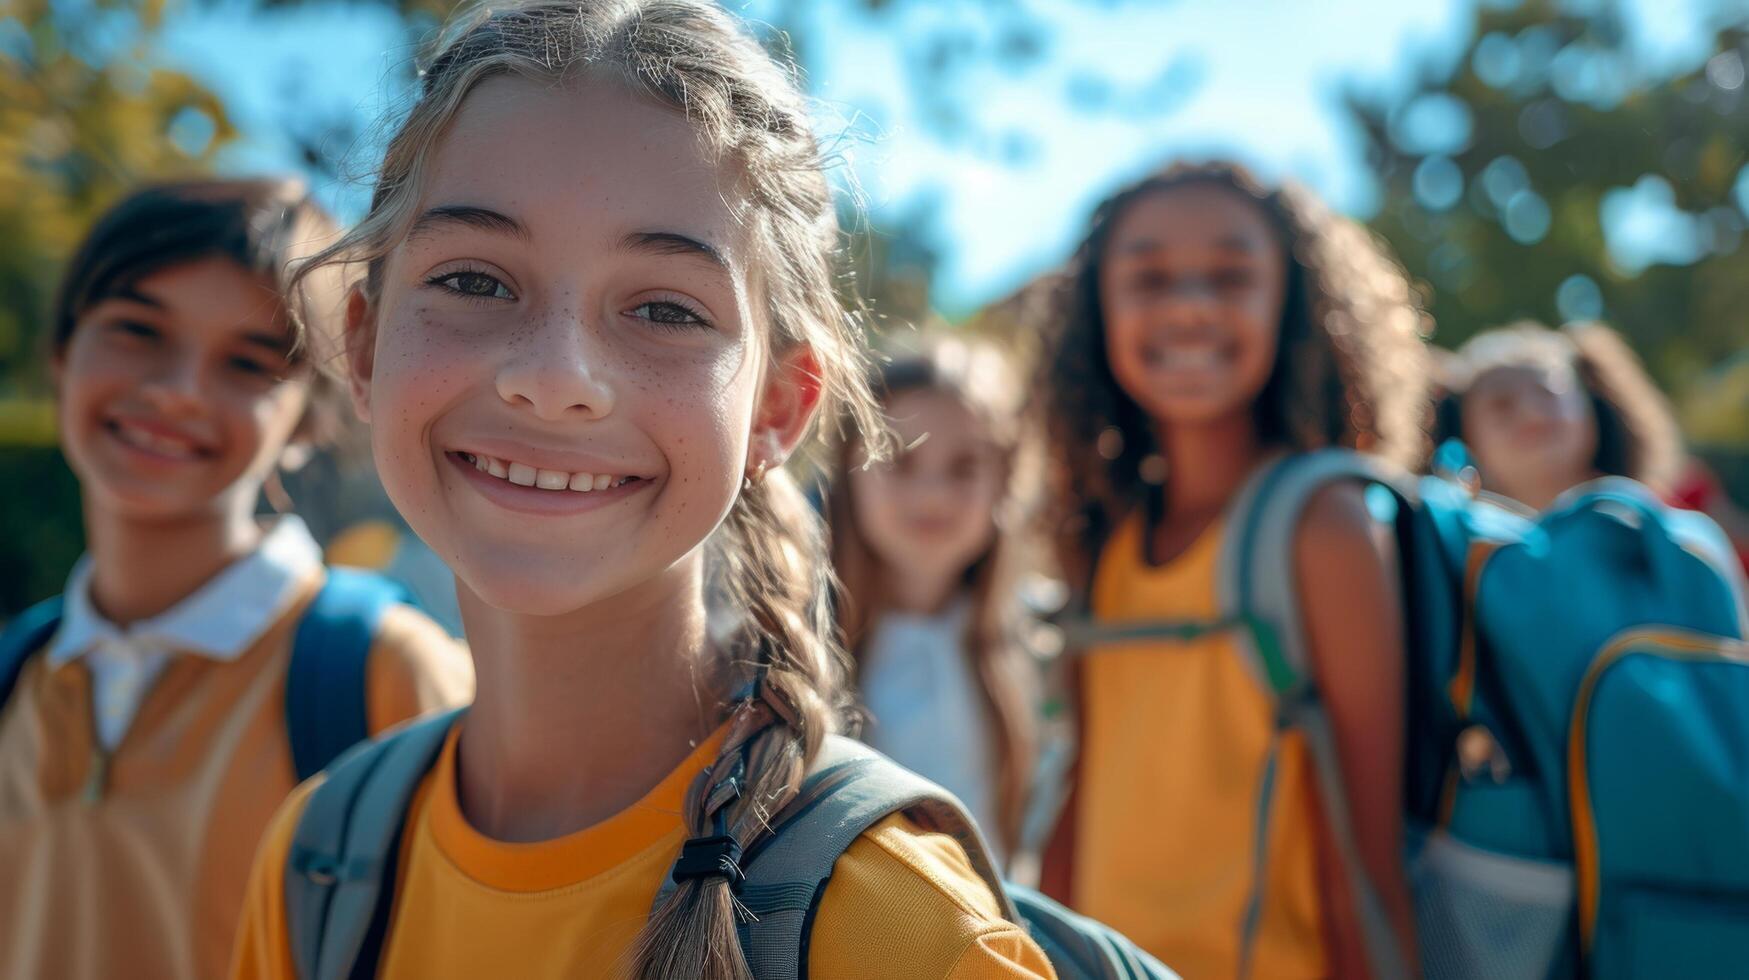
left=1037, top=161, right=1429, bottom=979
left=1433, top=321, right=1683, bottom=512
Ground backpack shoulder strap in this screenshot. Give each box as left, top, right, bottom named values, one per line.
left=0, top=596, right=65, bottom=709
left=1215, top=448, right=1414, bottom=980
left=656, top=735, right=1011, bottom=980
left=286, top=568, right=417, bottom=782
left=1214, top=447, right=1416, bottom=700
left=285, top=706, right=462, bottom=980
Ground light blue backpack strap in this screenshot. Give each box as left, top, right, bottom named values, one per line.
left=1216, top=448, right=1415, bottom=980
left=654, top=735, right=1012, bottom=980
left=1006, top=884, right=1181, bottom=980
left=286, top=568, right=417, bottom=783
left=285, top=707, right=463, bottom=980
left=0, top=596, right=64, bottom=709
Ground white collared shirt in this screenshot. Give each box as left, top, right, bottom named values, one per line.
left=46, top=516, right=324, bottom=750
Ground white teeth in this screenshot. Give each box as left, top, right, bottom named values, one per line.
left=462, top=453, right=635, bottom=495
left=114, top=421, right=199, bottom=460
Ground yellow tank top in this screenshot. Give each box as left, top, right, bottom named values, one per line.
left=1075, top=513, right=1328, bottom=980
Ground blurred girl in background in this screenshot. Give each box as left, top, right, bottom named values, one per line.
left=827, top=340, right=1040, bottom=866
left=1434, top=321, right=1684, bottom=512
left=1038, top=160, right=1428, bottom=979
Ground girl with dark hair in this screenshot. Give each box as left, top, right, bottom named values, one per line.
left=0, top=179, right=471, bottom=980
left=1037, top=161, right=1428, bottom=979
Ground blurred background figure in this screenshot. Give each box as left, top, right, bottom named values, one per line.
left=825, top=340, right=1042, bottom=867
left=0, top=179, right=470, bottom=980
left=1435, top=321, right=1684, bottom=512
left=1036, top=160, right=1428, bottom=978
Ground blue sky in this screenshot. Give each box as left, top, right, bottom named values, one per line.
left=157, top=0, right=1730, bottom=315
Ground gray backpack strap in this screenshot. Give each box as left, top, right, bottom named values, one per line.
left=285, top=707, right=464, bottom=980
left=654, top=735, right=1011, bottom=980
left=1217, top=448, right=1413, bottom=980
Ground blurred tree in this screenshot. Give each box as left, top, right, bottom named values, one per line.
left=1347, top=0, right=1749, bottom=407
left=0, top=0, right=236, bottom=396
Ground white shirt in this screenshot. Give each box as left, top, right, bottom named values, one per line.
left=45, top=516, right=324, bottom=750
left=858, top=599, right=1005, bottom=862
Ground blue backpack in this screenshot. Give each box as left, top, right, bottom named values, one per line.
left=0, top=567, right=417, bottom=783
left=1239, top=450, right=1749, bottom=980
left=281, top=708, right=1178, bottom=980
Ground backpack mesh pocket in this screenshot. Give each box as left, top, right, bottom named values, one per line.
left=1411, top=830, right=1573, bottom=980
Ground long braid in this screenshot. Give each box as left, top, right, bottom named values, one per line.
left=633, top=470, right=849, bottom=980
left=280, top=3, right=885, bottom=974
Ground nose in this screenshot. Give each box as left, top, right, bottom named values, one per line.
left=1157, top=277, right=1221, bottom=328
left=139, top=351, right=205, bottom=418
left=494, top=306, right=616, bottom=421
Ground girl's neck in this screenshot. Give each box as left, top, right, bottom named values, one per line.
left=882, top=564, right=963, bottom=617
left=82, top=496, right=265, bottom=626
left=1503, top=469, right=1602, bottom=513
left=455, top=554, right=721, bottom=843
left=1157, top=411, right=1268, bottom=518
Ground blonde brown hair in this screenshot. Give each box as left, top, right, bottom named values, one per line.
left=1434, top=321, right=1685, bottom=493
left=291, top=2, right=883, bottom=977
left=826, top=341, right=1039, bottom=856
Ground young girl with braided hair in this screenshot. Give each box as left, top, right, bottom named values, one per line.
left=227, top=1, right=1053, bottom=978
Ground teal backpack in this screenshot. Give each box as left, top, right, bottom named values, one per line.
left=281, top=708, right=1177, bottom=980
left=1399, top=470, right=1749, bottom=980
left=0, top=567, right=417, bottom=782
left=1179, top=449, right=1749, bottom=980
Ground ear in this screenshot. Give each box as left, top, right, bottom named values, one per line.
left=344, top=288, right=377, bottom=424
left=750, top=346, right=824, bottom=472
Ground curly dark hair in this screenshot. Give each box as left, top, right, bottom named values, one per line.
left=1433, top=321, right=1684, bottom=493
left=1038, top=161, right=1431, bottom=587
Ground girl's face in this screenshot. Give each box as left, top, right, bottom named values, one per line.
left=1100, top=185, right=1287, bottom=430
left=54, top=257, right=312, bottom=523
left=1462, top=361, right=1598, bottom=504
left=356, top=77, right=806, bottom=617
left=849, top=389, right=1005, bottom=588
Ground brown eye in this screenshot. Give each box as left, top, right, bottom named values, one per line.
left=427, top=271, right=514, bottom=300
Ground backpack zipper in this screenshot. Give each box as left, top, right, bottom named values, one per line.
left=1567, top=627, right=1748, bottom=953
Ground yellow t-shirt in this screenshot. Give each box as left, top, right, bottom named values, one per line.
left=232, top=724, right=1055, bottom=979
left=1074, top=515, right=1326, bottom=980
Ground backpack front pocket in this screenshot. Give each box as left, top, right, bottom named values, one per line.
left=1410, top=828, right=1573, bottom=980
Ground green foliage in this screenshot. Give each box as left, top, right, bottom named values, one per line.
left=1348, top=0, right=1749, bottom=396
left=0, top=0, right=236, bottom=396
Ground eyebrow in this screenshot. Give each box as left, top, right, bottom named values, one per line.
left=621, top=231, right=730, bottom=271
left=409, top=205, right=532, bottom=242
left=108, top=285, right=166, bottom=309
left=240, top=331, right=295, bottom=355
left=1118, top=235, right=1265, bottom=256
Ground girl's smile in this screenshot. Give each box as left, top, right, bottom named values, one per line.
left=55, top=256, right=311, bottom=523
left=352, top=76, right=765, bottom=616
